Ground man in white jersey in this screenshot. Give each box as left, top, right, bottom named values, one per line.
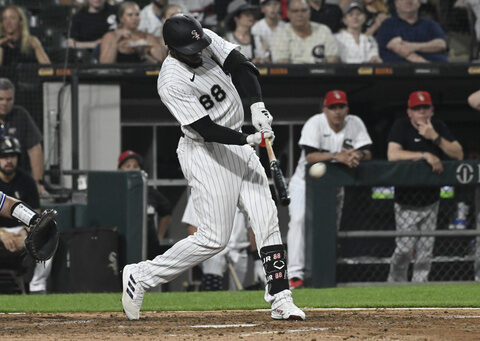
left=122, top=14, right=305, bottom=321
left=287, top=90, right=372, bottom=289
left=251, top=0, right=285, bottom=62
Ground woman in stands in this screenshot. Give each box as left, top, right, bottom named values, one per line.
left=362, top=0, right=389, bottom=36
left=0, top=6, right=50, bottom=65
left=99, top=1, right=166, bottom=64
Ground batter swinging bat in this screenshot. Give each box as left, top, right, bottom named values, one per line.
left=265, top=138, right=290, bottom=206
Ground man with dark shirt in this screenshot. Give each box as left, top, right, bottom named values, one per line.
left=0, top=136, right=51, bottom=293
left=308, top=0, right=343, bottom=33
left=68, top=0, right=117, bottom=49
left=0, top=78, right=45, bottom=195
left=376, top=0, right=447, bottom=62
left=387, top=91, right=463, bottom=282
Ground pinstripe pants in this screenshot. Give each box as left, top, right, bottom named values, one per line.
left=136, top=137, right=282, bottom=288
left=388, top=201, right=439, bottom=283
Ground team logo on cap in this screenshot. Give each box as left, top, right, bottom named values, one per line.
left=191, top=30, right=200, bottom=40
left=417, top=93, right=425, bottom=101
left=334, top=91, right=341, bottom=99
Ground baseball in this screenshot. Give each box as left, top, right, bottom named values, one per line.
left=309, top=162, right=326, bottom=178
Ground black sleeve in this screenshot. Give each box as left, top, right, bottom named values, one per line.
left=302, top=145, right=320, bottom=155
left=189, top=115, right=248, bottom=145
left=357, top=144, right=372, bottom=151
left=387, top=119, right=404, bottom=146
left=223, top=49, right=262, bottom=105
left=434, top=120, right=456, bottom=142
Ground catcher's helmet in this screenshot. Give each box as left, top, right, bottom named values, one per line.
left=0, top=135, right=21, bottom=156
left=163, top=14, right=212, bottom=55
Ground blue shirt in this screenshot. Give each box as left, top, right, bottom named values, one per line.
left=376, top=15, right=447, bottom=62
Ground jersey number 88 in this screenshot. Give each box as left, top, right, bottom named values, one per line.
left=199, top=84, right=226, bottom=110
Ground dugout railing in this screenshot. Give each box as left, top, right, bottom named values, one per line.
left=305, top=160, right=480, bottom=288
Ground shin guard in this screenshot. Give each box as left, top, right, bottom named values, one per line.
left=260, top=244, right=289, bottom=295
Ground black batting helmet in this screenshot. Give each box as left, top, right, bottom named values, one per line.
left=0, top=135, right=21, bottom=157
left=162, top=14, right=212, bottom=55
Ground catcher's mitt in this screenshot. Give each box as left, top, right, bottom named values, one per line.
left=24, top=209, right=59, bottom=262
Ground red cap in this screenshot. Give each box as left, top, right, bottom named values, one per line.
left=408, top=91, right=432, bottom=108
left=118, top=150, right=143, bottom=169
left=324, top=90, right=348, bottom=107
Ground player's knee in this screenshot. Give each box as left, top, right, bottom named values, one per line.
left=193, top=230, right=229, bottom=252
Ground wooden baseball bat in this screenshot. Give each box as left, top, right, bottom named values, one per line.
left=265, top=139, right=290, bottom=206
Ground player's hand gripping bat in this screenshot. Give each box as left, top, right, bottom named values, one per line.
left=265, top=138, right=290, bottom=206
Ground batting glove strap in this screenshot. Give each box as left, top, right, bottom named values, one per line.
left=260, top=244, right=289, bottom=296
left=246, top=130, right=274, bottom=147
left=251, top=101, right=273, bottom=132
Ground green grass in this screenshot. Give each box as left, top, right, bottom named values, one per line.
left=1, top=283, right=480, bottom=313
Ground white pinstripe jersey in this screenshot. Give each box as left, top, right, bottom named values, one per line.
left=157, top=29, right=244, bottom=141
left=291, top=113, right=372, bottom=182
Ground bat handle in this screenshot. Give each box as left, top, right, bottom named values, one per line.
left=265, top=138, right=276, bottom=162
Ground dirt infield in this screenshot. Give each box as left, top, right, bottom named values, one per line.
left=1, top=308, right=480, bottom=340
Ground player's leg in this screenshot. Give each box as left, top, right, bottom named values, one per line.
left=388, top=203, right=418, bottom=282
left=29, top=258, right=52, bottom=293
left=238, top=146, right=305, bottom=320
left=286, top=177, right=305, bottom=288
left=412, top=202, right=439, bottom=283
left=122, top=140, right=242, bottom=319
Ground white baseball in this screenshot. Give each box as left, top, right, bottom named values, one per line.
left=309, top=162, right=326, bottom=178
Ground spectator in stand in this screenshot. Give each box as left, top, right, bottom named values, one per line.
left=455, top=0, right=480, bottom=43
left=468, top=90, right=480, bottom=111
left=0, top=136, right=52, bottom=294
left=387, top=91, right=463, bottom=283
left=251, top=0, right=285, bottom=63
left=171, top=0, right=217, bottom=29
left=362, top=0, right=389, bottom=36
left=376, top=0, right=448, bottom=63
left=308, top=0, right=343, bottom=33
left=68, top=0, right=117, bottom=50
left=118, top=151, right=172, bottom=260
left=0, top=79, right=46, bottom=196
left=271, top=0, right=339, bottom=63
left=335, top=2, right=382, bottom=63
left=163, top=4, right=183, bottom=20
left=138, top=0, right=169, bottom=39
left=0, top=6, right=50, bottom=66
left=99, top=1, right=166, bottom=63
left=224, top=0, right=267, bottom=63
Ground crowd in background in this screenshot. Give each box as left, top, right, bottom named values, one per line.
left=0, top=0, right=478, bottom=66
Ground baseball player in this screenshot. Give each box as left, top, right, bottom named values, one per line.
left=287, top=90, right=372, bottom=289
left=122, top=14, right=305, bottom=321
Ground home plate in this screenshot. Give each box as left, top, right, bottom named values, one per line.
left=191, top=324, right=258, bottom=328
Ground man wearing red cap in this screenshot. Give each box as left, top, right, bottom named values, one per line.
left=287, top=89, right=372, bottom=289
left=387, top=90, right=463, bottom=283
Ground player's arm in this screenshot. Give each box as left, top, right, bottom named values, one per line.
left=188, top=116, right=272, bottom=146
left=0, top=193, right=40, bottom=227
left=304, top=146, right=337, bottom=163
left=223, top=49, right=273, bottom=132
